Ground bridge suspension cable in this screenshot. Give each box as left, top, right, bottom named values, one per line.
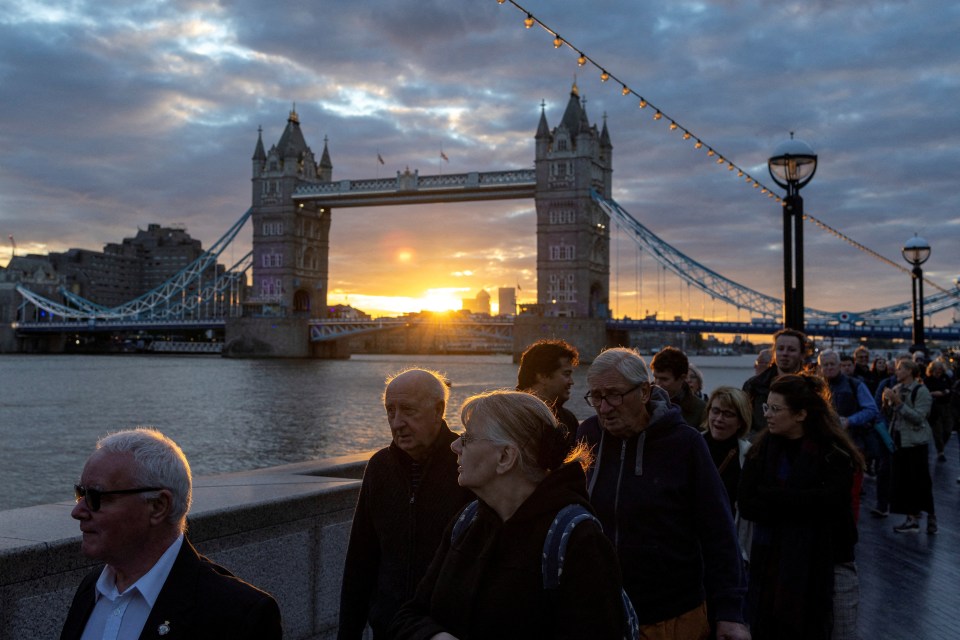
left=16, top=208, right=252, bottom=322
left=595, top=192, right=960, bottom=323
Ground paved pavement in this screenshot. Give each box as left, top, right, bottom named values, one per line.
left=856, top=436, right=960, bottom=639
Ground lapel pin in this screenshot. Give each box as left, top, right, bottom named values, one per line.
left=158, top=621, right=171, bottom=636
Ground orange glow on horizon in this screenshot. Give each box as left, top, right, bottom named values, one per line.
left=329, top=287, right=468, bottom=317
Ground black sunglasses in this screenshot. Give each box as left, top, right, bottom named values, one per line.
left=74, top=484, right=164, bottom=512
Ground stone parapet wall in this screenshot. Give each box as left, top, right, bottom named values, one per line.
left=0, top=453, right=373, bottom=640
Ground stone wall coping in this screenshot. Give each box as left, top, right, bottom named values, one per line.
left=0, top=451, right=376, bottom=585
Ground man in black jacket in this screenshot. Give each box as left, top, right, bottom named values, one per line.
left=61, top=428, right=282, bottom=640
left=337, top=368, right=471, bottom=639
left=517, top=339, right=580, bottom=444
left=742, top=328, right=807, bottom=435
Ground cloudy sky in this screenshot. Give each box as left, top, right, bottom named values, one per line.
left=2, top=0, right=958, bottom=321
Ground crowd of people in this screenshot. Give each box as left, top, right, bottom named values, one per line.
left=60, top=334, right=959, bottom=640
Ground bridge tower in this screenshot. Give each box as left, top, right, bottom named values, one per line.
left=515, top=84, right=613, bottom=362
left=534, top=84, right=611, bottom=319
left=225, top=108, right=337, bottom=357
left=249, top=108, right=332, bottom=319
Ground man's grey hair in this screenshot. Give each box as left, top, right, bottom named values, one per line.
left=818, top=349, right=840, bottom=364
left=383, top=367, right=450, bottom=410
left=96, top=428, right=192, bottom=532
left=587, top=347, right=652, bottom=387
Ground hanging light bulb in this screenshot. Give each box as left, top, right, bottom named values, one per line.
left=717, top=157, right=725, bottom=164
left=669, top=122, right=678, bottom=131
left=600, top=69, right=609, bottom=82
left=737, top=170, right=744, bottom=177
left=638, top=98, right=647, bottom=108
left=653, top=111, right=663, bottom=120
left=682, top=131, right=691, bottom=140
left=497, top=0, right=505, bottom=3
left=577, top=52, right=586, bottom=66
left=622, top=85, right=630, bottom=96
left=728, top=163, right=735, bottom=171
left=707, top=149, right=715, bottom=157
left=524, top=14, right=534, bottom=28
left=695, top=140, right=703, bottom=149
left=554, top=35, right=563, bottom=48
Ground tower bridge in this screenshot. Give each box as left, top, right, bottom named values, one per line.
left=227, top=85, right=614, bottom=358
left=11, top=85, right=960, bottom=358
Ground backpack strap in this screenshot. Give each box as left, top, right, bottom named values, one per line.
left=541, top=504, right=641, bottom=640
left=450, top=500, right=480, bottom=545
left=542, top=504, right=596, bottom=589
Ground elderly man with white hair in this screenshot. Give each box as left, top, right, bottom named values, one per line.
left=338, top=368, right=472, bottom=640
left=577, top=347, right=750, bottom=640
left=61, top=428, right=282, bottom=640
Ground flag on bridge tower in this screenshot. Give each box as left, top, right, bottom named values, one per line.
left=440, top=149, right=449, bottom=162
left=377, top=152, right=385, bottom=165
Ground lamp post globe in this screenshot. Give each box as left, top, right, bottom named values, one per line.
left=769, top=134, right=817, bottom=333
left=768, top=136, right=818, bottom=193
left=901, top=234, right=931, bottom=267
left=902, top=234, right=931, bottom=352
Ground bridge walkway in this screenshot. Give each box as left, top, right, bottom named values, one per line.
left=857, top=436, right=960, bottom=639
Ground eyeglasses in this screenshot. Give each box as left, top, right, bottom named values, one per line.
left=584, top=383, right=645, bottom=408
left=74, top=484, right=163, bottom=512
left=762, top=403, right=785, bottom=415
left=458, top=433, right=496, bottom=447
left=708, top=407, right=739, bottom=420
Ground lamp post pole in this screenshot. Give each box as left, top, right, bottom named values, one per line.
left=902, top=235, right=931, bottom=352
left=769, top=134, right=817, bottom=333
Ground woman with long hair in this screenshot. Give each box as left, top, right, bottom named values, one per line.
left=391, top=390, right=629, bottom=640
left=739, top=374, right=864, bottom=640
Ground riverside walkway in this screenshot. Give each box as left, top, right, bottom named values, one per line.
left=857, top=437, right=960, bottom=639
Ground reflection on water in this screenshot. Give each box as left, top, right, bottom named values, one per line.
left=0, top=352, right=755, bottom=511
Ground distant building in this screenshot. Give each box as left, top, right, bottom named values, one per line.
left=5, top=224, right=217, bottom=311
left=498, top=287, right=516, bottom=317
left=0, top=256, right=64, bottom=352
left=44, top=223, right=213, bottom=307
left=462, top=289, right=491, bottom=315
left=327, top=304, right=371, bottom=320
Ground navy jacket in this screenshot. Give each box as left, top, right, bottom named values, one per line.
left=577, top=387, right=747, bottom=625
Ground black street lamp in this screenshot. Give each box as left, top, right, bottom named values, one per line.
left=902, top=234, right=931, bottom=352
left=768, top=134, right=817, bottom=332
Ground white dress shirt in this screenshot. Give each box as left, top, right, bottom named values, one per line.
left=80, top=535, right=184, bottom=640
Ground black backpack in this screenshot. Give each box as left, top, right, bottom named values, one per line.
left=451, top=500, right=640, bottom=640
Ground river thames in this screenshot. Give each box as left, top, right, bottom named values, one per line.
left=0, top=352, right=756, bottom=512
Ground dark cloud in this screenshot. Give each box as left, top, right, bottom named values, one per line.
left=1, top=0, right=958, bottom=320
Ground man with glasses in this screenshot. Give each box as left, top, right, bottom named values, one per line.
left=577, top=347, right=750, bottom=640
left=743, top=328, right=808, bottom=435
left=338, top=368, right=471, bottom=640
left=61, top=428, right=282, bottom=640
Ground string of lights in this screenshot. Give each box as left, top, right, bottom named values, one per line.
left=807, top=214, right=950, bottom=294
left=497, top=0, right=781, bottom=203
left=494, top=0, right=949, bottom=291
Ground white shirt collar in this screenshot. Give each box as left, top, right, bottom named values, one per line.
left=94, top=534, right=185, bottom=608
